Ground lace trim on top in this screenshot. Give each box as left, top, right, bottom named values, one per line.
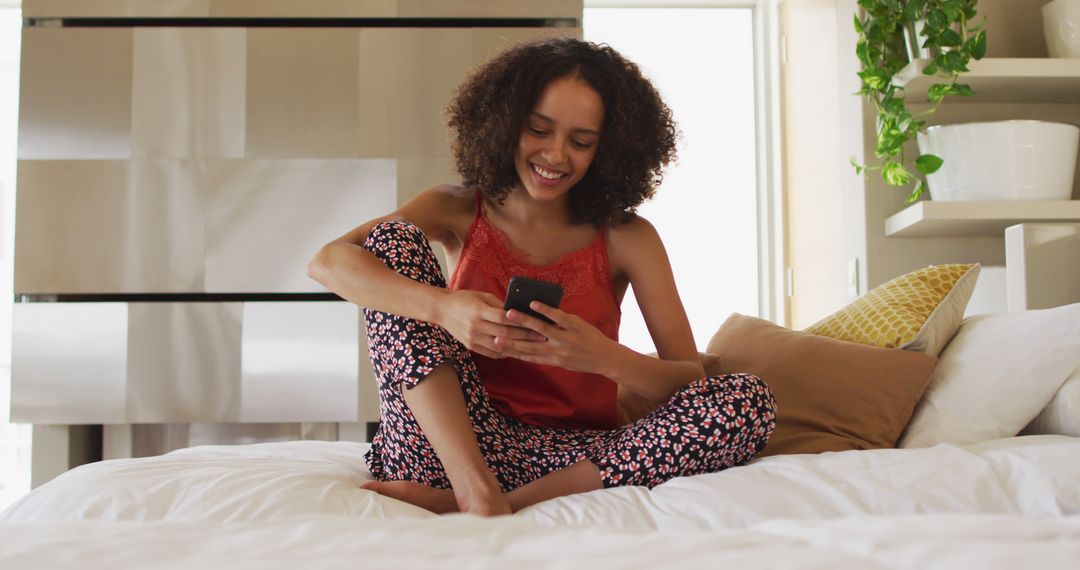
left=455, top=196, right=617, bottom=302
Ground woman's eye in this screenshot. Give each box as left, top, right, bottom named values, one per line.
left=528, top=127, right=548, bottom=136
left=571, top=140, right=593, bottom=150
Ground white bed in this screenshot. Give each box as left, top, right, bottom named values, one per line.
left=3, top=302, right=1078, bottom=567
left=4, top=513, right=1079, bottom=569
left=5, top=435, right=1079, bottom=527
left=2, top=435, right=1079, bottom=568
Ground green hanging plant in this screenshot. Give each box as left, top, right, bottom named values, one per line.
left=852, top=0, right=987, bottom=203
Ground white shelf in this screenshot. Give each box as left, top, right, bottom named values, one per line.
left=895, top=58, right=1080, bottom=103
left=884, top=200, right=1080, bottom=237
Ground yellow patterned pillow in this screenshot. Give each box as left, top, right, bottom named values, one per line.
left=804, top=264, right=980, bottom=357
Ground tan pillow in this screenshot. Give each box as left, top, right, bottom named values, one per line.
left=706, top=314, right=938, bottom=457
left=804, top=264, right=980, bottom=357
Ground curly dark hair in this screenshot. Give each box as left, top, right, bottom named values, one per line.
left=446, top=36, right=678, bottom=227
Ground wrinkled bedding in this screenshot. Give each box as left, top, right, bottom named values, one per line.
left=3, top=513, right=1079, bottom=569
left=2, top=435, right=1078, bottom=568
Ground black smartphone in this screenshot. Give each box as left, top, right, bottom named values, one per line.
left=503, top=276, right=564, bottom=325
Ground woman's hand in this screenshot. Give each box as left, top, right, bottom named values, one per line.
left=494, top=301, right=623, bottom=376
left=436, top=290, right=546, bottom=359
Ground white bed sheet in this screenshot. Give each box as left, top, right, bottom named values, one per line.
left=524, top=434, right=1080, bottom=530
left=2, top=435, right=1078, bottom=531
left=2, top=435, right=1079, bottom=568
left=2, top=513, right=1079, bottom=569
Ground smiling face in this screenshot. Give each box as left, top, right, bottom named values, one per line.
left=513, top=75, right=604, bottom=201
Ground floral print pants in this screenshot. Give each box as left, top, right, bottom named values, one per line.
left=362, top=220, right=777, bottom=491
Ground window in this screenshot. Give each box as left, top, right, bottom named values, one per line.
left=584, top=5, right=763, bottom=353
left=0, top=8, right=27, bottom=511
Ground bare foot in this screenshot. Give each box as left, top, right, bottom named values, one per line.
left=455, top=488, right=512, bottom=517
left=359, top=480, right=459, bottom=514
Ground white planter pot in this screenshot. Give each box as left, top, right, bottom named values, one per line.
left=916, top=120, right=1079, bottom=202
left=1044, top=0, right=1080, bottom=58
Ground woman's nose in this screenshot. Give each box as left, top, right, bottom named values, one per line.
left=541, top=139, right=566, bottom=164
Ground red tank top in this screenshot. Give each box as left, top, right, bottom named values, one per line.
left=448, top=191, right=622, bottom=430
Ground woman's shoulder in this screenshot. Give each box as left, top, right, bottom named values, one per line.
left=607, top=213, right=661, bottom=249
left=606, top=213, right=665, bottom=277
left=421, top=183, right=475, bottom=207
left=386, top=184, right=475, bottom=245
left=397, top=184, right=477, bottom=245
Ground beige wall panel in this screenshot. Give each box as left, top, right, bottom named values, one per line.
left=355, top=29, right=467, bottom=159
left=834, top=0, right=871, bottom=297
left=210, top=0, right=395, bottom=17
left=472, top=27, right=579, bottom=63
left=125, top=161, right=210, bottom=292
left=398, top=0, right=582, bottom=18
left=15, top=160, right=126, bottom=293
left=246, top=29, right=361, bottom=158
left=204, top=159, right=396, bottom=292
left=130, top=423, right=306, bottom=457
left=132, top=28, right=247, bottom=159
left=126, top=303, right=243, bottom=422
left=357, top=27, right=576, bottom=159
left=239, top=302, right=359, bottom=422
left=978, top=0, right=1054, bottom=58
left=25, top=0, right=580, bottom=18
left=396, top=158, right=459, bottom=206
left=15, top=160, right=207, bottom=294
left=781, top=0, right=850, bottom=328
left=11, top=303, right=128, bottom=424
left=23, top=0, right=210, bottom=17
left=18, top=28, right=132, bottom=159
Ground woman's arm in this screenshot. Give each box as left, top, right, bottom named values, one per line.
left=307, top=186, right=456, bottom=323
left=602, top=216, right=706, bottom=403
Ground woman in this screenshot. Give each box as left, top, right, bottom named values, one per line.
left=308, top=37, right=775, bottom=517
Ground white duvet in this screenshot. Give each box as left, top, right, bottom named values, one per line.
left=2, top=435, right=1079, bottom=568
left=3, top=514, right=1079, bottom=569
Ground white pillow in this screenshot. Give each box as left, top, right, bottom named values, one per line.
left=1022, top=366, right=1080, bottom=437
left=898, top=303, right=1080, bottom=448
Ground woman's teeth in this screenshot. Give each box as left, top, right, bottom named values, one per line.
left=532, top=164, right=566, bottom=180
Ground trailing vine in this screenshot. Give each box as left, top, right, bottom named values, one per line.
left=853, top=0, right=987, bottom=203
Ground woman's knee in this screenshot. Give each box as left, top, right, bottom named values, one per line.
left=362, top=220, right=444, bottom=284
left=699, top=372, right=773, bottom=402
left=363, top=220, right=428, bottom=255
left=688, top=373, right=777, bottom=432
left=727, top=373, right=776, bottom=413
